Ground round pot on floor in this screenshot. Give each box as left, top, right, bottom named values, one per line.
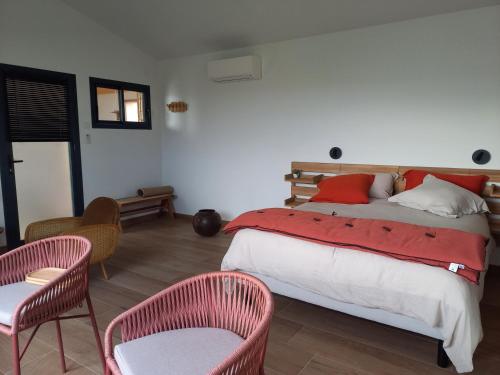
left=193, top=209, right=222, bottom=237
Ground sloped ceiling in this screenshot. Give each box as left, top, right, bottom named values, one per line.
left=62, top=0, right=500, bottom=59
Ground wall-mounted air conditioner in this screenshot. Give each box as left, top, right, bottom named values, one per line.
left=207, top=56, right=262, bottom=83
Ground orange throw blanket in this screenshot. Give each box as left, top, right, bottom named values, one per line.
left=224, top=208, right=488, bottom=283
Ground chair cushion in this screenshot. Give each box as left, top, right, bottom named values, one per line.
left=0, top=282, right=41, bottom=326
left=114, top=327, right=244, bottom=375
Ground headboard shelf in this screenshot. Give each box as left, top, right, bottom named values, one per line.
left=285, top=197, right=308, bottom=208
left=484, top=184, right=500, bottom=198
left=284, top=173, right=323, bottom=184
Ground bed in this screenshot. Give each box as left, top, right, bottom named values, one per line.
left=221, top=162, right=500, bottom=373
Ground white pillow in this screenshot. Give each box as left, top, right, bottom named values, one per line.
left=369, top=173, right=397, bottom=199
left=388, top=175, right=489, bottom=218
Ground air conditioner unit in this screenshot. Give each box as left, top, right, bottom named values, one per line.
left=207, top=56, right=262, bottom=83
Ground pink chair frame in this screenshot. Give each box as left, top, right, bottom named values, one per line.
left=0, top=236, right=105, bottom=375
left=105, top=271, right=274, bottom=375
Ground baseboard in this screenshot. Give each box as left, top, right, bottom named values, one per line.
left=488, top=265, right=500, bottom=276
left=174, top=212, right=229, bottom=225
left=120, top=211, right=215, bottom=228
left=120, top=212, right=167, bottom=228
left=489, top=250, right=500, bottom=267
left=174, top=213, right=194, bottom=220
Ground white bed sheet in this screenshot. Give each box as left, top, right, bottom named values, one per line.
left=221, top=200, right=494, bottom=373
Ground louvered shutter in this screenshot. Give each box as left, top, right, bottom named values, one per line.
left=6, top=78, right=70, bottom=141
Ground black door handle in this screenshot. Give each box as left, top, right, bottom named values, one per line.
left=8, top=156, right=23, bottom=174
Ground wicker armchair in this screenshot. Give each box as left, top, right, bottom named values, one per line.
left=0, top=236, right=105, bottom=375
left=25, top=197, right=120, bottom=280
left=105, top=272, right=274, bottom=375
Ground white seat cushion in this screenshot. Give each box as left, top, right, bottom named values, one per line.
left=114, top=327, right=244, bottom=375
left=0, top=282, right=41, bottom=326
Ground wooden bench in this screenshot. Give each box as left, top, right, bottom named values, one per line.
left=116, top=194, right=176, bottom=220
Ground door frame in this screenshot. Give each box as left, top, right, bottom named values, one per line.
left=0, top=63, right=84, bottom=249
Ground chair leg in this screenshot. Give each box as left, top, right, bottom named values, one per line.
left=55, top=319, right=67, bottom=373
left=259, top=342, right=268, bottom=375
left=12, top=333, right=21, bottom=375
left=99, top=261, right=109, bottom=280
left=87, top=293, right=106, bottom=373
left=167, top=198, right=176, bottom=219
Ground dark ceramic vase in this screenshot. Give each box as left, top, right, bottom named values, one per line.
left=193, top=209, right=222, bottom=237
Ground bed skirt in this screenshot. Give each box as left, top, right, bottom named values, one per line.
left=245, top=271, right=443, bottom=340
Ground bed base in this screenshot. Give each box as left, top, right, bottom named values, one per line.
left=246, top=271, right=450, bottom=368
left=438, top=340, right=451, bottom=368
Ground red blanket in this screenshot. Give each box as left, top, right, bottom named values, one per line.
left=224, top=208, right=488, bottom=283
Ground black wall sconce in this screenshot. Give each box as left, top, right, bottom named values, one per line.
left=329, top=147, right=342, bottom=160
left=472, top=149, right=491, bottom=165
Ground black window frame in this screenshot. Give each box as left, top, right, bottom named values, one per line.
left=89, top=77, right=152, bottom=130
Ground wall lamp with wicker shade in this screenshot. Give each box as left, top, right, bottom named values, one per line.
left=167, top=101, right=188, bottom=112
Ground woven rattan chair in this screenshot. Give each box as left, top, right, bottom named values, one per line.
left=0, top=236, right=105, bottom=375
left=105, top=271, right=274, bottom=375
left=25, top=197, right=120, bottom=279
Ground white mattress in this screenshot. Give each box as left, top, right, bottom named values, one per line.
left=221, top=200, right=494, bottom=373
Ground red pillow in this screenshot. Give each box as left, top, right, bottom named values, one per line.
left=404, top=170, right=489, bottom=195
left=310, top=174, right=375, bottom=204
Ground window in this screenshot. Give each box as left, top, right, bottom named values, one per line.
left=89, top=77, right=151, bottom=129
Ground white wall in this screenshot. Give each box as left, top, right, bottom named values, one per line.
left=160, top=6, right=500, bottom=220
left=0, top=0, right=164, bottom=245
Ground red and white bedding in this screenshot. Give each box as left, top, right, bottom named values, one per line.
left=224, top=208, right=487, bottom=283
left=221, top=199, right=494, bottom=373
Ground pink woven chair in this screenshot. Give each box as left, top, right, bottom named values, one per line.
left=0, top=236, right=105, bottom=375
left=105, top=271, right=274, bottom=375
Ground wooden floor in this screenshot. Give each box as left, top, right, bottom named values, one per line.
left=1, top=216, right=499, bottom=374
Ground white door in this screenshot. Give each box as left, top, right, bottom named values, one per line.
left=12, top=142, right=74, bottom=239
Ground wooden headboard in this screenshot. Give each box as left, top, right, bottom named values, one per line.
left=284, top=161, right=500, bottom=238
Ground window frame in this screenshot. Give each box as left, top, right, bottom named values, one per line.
left=89, top=77, right=152, bottom=130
